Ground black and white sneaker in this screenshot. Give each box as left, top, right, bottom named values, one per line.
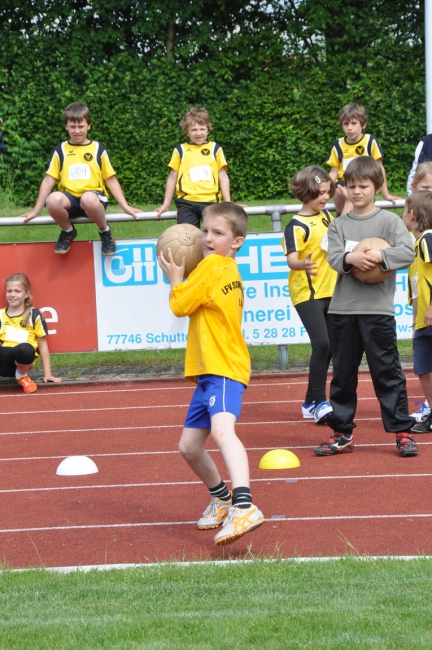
left=54, top=226, right=77, bottom=254
left=314, top=433, right=354, bottom=456
left=411, top=414, right=432, bottom=434
left=100, top=228, right=116, bottom=256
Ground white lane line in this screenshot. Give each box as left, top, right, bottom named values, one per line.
left=0, top=375, right=420, bottom=399
left=1, top=442, right=432, bottom=462
left=1, top=473, right=432, bottom=495
left=0, top=396, right=405, bottom=417
left=5, top=556, right=432, bottom=573
left=0, top=512, right=431, bottom=534
left=0, top=399, right=312, bottom=416
left=0, top=416, right=411, bottom=436
left=0, top=380, right=313, bottom=399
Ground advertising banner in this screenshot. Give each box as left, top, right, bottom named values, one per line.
left=95, top=233, right=413, bottom=350
left=0, top=237, right=413, bottom=353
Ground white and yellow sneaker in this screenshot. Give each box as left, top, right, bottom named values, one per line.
left=214, top=504, right=265, bottom=546
left=197, top=495, right=232, bottom=530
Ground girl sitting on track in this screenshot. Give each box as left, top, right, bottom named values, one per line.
left=0, top=273, right=61, bottom=393
left=282, top=166, right=337, bottom=424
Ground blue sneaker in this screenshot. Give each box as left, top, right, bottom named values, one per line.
left=410, top=401, right=431, bottom=423
left=302, top=401, right=315, bottom=419
left=313, top=400, right=333, bottom=424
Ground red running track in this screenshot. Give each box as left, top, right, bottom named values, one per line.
left=0, top=370, right=431, bottom=568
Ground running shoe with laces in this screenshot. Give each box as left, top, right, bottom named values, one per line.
left=17, top=375, right=37, bottom=394
left=197, top=494, right=232, bottom=530
left=99, top=228, right=116, bottom=256
left=313, top=400, right=333, bottom=425
left=395, top=434, right=418, bottom=457
left=213, top=504, right=265, bottom=546
left=411, top=414, right=432, bottom=434
left=302, top=401, right=315, bottom=419
left=410, top=401, right=431, bottom=423
left=313, top=433, right=354, bottom=456
left=54, top=226, right=77, bottom=254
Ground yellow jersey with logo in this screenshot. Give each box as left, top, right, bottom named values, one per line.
left=282, top=209, right=337, bottom=306
left=46, top=140, right=116, bottom=198
left=415, top=230, right=432, bottom=330
left=168, top=142, right=227, bottom=203
left=327, top=134, right=383, bottom=181
left=169, top=254, right=250, bottom=385
left=0, top=307, right=48, bottom=355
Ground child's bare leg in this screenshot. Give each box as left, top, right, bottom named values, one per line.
left=46, top=192, right=73, bottom=229
left=15, top=363, right=32, bottom=375
left=210, top=411, right=250, bottom=488
left=80, top=191, right=108, bottom=230
left=179, top=426, right=222, bottom=488
left=418, top=373, right=432, bottom=409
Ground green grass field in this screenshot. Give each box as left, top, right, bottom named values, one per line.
left=1, top=558, right=432, bottom=649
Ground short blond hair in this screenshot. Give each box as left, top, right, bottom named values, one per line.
left=202, top=202, right=248, bottom=238
left=412, top=161, right=432, bottom=190
left=180, top=107, right=213, bottom=134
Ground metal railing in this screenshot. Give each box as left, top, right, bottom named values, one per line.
left=0, top=199, right=406, bottom=228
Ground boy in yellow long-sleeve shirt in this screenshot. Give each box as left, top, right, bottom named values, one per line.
left=158, top=202, right=264, bottom=546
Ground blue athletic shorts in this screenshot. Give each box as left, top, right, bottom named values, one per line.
left=184, top=375, right=246, bottom=429
left=413, top=327, right=432, bottom=375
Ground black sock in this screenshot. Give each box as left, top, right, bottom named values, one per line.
left=209, top=481, right=231, bottom=501
left=232, top=486, right=252, bottom=509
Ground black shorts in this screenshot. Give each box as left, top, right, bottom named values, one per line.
left=62, top=191, right=108, bottom=219
left=0, top=343, right=36, bottom=377
left=174, top=198, right=214, bottom=229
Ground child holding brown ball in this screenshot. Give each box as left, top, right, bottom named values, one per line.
left=314, top=157, right=417, bottom=458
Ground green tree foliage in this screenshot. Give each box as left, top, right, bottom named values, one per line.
left=0, top=1, right=426, bottom=205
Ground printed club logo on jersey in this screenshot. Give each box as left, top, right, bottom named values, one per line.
left=102, top=243, right=158, bottom=286
left=201, top=149, right=210, bottom=156
left=355, top=145, right=365, bottom=155
left=84, top=153, right=93, bottom=162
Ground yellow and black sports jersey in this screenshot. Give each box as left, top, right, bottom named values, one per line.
left=169, top=254, right=250, bottom=386
left=168, top=141, right=227, bottom=203
left=408, top=236, right=420, bottom=306
left=282, top=209, right=337, bottom=306
left=327, top=134, right=383, bottom=181
left=415, top=230, right=432, bottom=330
left=46, top=140, right=116, bottom=198
left=0, top=307, right=48, bottom=355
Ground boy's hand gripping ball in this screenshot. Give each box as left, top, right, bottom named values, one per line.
left=352, top=237, right=392, bottom=284
left=157, top=223, right=203, bottom=278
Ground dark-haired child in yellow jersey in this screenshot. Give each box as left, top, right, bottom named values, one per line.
left=282, top=166, right=337, bottom=424
left=402, top=191, right=432, bottom=434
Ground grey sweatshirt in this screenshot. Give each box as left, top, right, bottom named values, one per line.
left=327, top=208, right=415, bottom=315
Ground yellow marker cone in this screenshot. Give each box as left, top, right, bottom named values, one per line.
left=258, top=448, right=300, bottom=469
